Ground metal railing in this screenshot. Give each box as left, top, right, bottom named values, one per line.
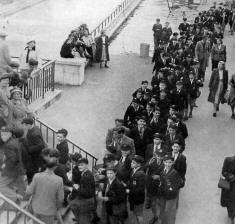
left=24, top=59, right=56, bottom=104
left=0, top=193, right=45, bottom=224
left=11, top=57, right=56, bottom=105
left=90, top=0, right=132, bottom=38
left=35, top=118, right=98, bottom=169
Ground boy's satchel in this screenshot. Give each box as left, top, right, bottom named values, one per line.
left=218, top=177, right=230, bottom=190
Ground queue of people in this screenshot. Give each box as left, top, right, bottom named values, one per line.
left=0, top=2, right=235, bottom=224
left=60, top=24, right=110, bottom=68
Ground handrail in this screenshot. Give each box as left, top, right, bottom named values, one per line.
left=35, top=118, right=98, bottom=169
left=90, top=0, right=132, bottom=38
left=0, top=192, right=45, bottom=224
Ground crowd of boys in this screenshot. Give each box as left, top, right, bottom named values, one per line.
left=0, top=2, right=235, bottom=224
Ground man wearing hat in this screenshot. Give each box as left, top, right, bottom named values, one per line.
left=145, top=133, right=167, bottom=162
left=129, top=116, right=153, bottom=158
left=126, top=155, right=146, bottom=224
left=70, top=157, right=96, bottom=224
left=145, top=150, right=165, bottom=224
left=21, top=117, right=46, bottom=183
left=158, top=155, right=184, bottom=224
left=124, top=98, right=144, bottom=128
left=0, top=126, right=25, bottom=202
left=0, top=30, right=19, bottom=76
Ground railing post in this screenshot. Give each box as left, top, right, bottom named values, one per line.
left=51, top=61, right=55, bottom=92
left=42, top=68, right=45, bottom=99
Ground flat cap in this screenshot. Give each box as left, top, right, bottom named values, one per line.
left=163, top=154, right=174, bottom=161
left=78, top=157, right=89, bottom=164
left=132, top=155, right=144, bottom=164
left=21, top=117, right=34, bottom=125
left=153, top=133, right=163, bottom=139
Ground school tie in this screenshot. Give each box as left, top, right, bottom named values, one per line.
left=105, top=183, right=110, bottom=196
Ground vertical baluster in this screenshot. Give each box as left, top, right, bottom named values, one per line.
left=46, top=127, right=49, bottom=143
left=51, top=62, right=55, bottom=91
left=42, top=68, right=45, bottom=99
left=53, top=131, right=55, bottom=148
left=7, top=210, right=9, bottom=224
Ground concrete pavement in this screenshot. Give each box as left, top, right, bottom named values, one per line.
left=38, top=0, right=235, bottom=223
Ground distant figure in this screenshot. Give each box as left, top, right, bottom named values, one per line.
left=95, top=30, right=110, bottom=68
left=0, top=30, right=19, bottom=77
left=60, top=32, right=76, bottom=58
left=152, top=18, right=162, bottom=48
left=19, top=38, right=39, bottom=70
left=82, top=28, right=96, bottom=66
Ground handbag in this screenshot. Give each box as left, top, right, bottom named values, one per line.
left=218, top=177, right=230, bottom=190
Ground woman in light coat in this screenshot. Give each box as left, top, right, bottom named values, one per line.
left=208, top=61, right=228, bottom=117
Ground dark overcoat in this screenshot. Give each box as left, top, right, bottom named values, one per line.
left=208, top=69, right=228, bottom=103
left=95, top=35, right=110, bottom=62
left=128, top=168, right=146, bottom=209
left=220, top=156, right=235, bottom=207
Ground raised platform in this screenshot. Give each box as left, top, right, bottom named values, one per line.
left=28, top=89, right=62, bottom=114
left=55, top=57, right=87, bottom=86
